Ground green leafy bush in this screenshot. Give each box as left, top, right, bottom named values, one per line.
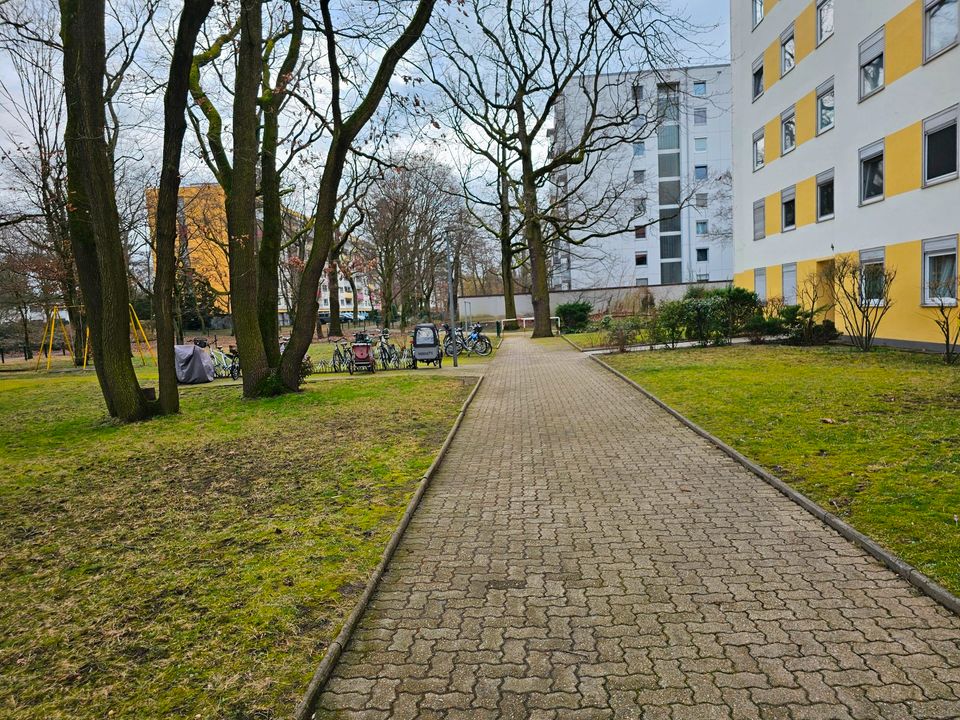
left=556, top=300, right=592, bottom=332
left=654, top=301, right=686, bottom=348
left=606, top=318, right=641, bottom=352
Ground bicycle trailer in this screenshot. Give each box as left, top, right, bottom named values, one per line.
left=411, top=323, right=442, bottom=369
left=349, top=332, right=375, bottom=374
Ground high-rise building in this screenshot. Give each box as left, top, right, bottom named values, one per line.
left=550, top=65, right=734, bottom=290
left=731, top=0, right=960, bottom=347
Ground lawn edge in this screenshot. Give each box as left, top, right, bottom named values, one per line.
left=293, top=375, right=485, bottom=720
left=589, top=353, right=960, bottom=618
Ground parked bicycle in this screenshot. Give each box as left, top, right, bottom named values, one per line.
left=330, top=338, right=353, bottom=373
left=375, top=328, right=401, bottom=370
left=442, top=322, right=492, bottom=357
left=206, top=340, right=240, bottom=380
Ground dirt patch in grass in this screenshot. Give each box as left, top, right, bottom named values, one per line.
left=605, top=344, right=960, bottom=596
left=0, top=371, right=472, bottom=719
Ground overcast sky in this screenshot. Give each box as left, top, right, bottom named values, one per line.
left=668, top=0, right=731, bottom=63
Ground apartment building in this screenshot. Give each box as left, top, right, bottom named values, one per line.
left=732, top=0, right=960, bottom=347
left=550, top=65, right=734, bottom=291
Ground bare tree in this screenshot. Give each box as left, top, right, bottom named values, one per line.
left=927, top=272, right=960, bottom=364
left=423, top=0, right=698, bottom=337
left=827, top=255, right=897, bottom=352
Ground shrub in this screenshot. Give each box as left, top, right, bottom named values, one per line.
left=744, top=313, right=785, bottom=344
left=556, top=300, right=592, bottom=332
left=654, top=301, right=686, bottom=348
left=683, top=295, right=729, bottom=346
left=606, top=318, right=640, bottom=353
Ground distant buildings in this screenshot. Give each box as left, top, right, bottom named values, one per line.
left=732, top=0, right=960, bottom=347
left=146, top=183, right=378, bottom=323
left=550, top=64, right=734, bottom=291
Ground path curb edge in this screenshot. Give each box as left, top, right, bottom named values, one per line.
left=294, top=375, right=485, bottom=720
left=589, top=353, right=960, bottom=618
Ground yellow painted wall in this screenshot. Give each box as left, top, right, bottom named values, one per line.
left=795, top=91, right=817, bottom=145
left=765, top=192, right=781, bottom=237
left=794, top=2, right=816, bottom=61
left=796, top=176, right=817, bottom=227
left=734, top=270, right=755, bottom=292
left=764, top=41, right=780, bottom=90
left=886, top=122, right=922, bottom=198
left=765, top=116, right=782, bottom=163
left=886, top=0, right=923, bottom=85
left=767, top=264, right=784, bottom=300
left=764, top=0, right=779, bottom=13
left=739, top=236, right=960, bottom=345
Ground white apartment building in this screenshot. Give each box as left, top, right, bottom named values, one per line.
left=550, top=65, right=734, bottom=290
left=732, top=0, right=960, bottom=347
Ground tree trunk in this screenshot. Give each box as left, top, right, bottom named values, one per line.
left=499, top=165, right=518, bottom=330
left=327, top=260, right=342, bottom=336
left=519, top=153, right=552, bottom=338
left=153, top=0, right=215, bottom=415
left=381, top=276, right=393, bottom=329
left=227, top=0, right=272, bottom=396
left=60, top=0, right=148, bottom=420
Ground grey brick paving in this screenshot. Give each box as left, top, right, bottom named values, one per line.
left=316, top=336, right=960, bottom=719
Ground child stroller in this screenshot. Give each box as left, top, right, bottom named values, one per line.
left=349, top=331, right=375, bottom=374
left=411, top=323, right=442, bottom=369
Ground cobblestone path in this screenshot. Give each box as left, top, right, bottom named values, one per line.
left=316, top=336, right=960, bottom=719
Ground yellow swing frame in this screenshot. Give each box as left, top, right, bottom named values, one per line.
left=40, top=304, right=155, bottom=371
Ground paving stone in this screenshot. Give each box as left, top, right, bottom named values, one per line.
left=313, top=336, right=960, bottom=718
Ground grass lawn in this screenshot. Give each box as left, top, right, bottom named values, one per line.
left=0, top=369, right=473, bottom=719
left=604, top=344, right=960, bottom=596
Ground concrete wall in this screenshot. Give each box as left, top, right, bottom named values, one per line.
left=459, top=281, right=730, bottom=321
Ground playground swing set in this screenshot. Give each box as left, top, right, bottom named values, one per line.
left=35, top=304, right=155, bottom=372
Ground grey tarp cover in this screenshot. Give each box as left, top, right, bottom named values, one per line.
left=175, top=344, right=214, bottom=384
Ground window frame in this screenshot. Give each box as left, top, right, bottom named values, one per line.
left=923, top=105, right=959, bottom=186
left=633, top=141, right=646, bottom=157
left=695, top=192, right=708, bottom=208
left=816, top=78, right=835, bottom=134
left=635, top=197, right=648, bottom=215
left=753, top=128, right=765, bottom=171
left=782, top=263, right=798, bottom=305
left=635, top=251, right=649, bottom=267
left=634, top=225, right=647, bottom=239
left=859, top=140, right=885, bottom=205
left=754, top=267, right=767, bottom=301
left=924, top=0, right=960, bottom=63
left=633, top=169, right=646, bottom=184
left=696, top=220, right=709, bottom=235
left=781, top=25, right=796, bottom=77
left=922, top=235, right=959, bottom=305
left=858, top=28, right=886, bottom=101
left=752, top=56, right=765, bottom=101
left=753, top=0, right=765, bottom=28
left=693, top=80, right=707, bottom=97
left=817, top=0, right=834, bottom=45
left=694, top=164, right=709, bottom=181
left=859, top=247, right=887, bottom=306
left=816, top=168, right=835, bottom=221
left=781, top=184, right=797, bottom=232
left=694, top=136, right=708, bottom=153
left=693, top=107, right=708, bottom=125
left=753, top=199, right=766, bottom=241
left=696, top=247, right=709, bottom=262
left=781, top=106, right=797, bottom=155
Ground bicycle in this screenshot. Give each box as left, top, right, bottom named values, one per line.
left=375, top=328, right=401, bottom=370
left=209, top=344, right=241, bottom=380
left=330, top=338, right=353, bottom=373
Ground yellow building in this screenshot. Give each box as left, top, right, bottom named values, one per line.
left=146, top=183, right=231, bottom=311
left=731, top=0, right=959, bottom=347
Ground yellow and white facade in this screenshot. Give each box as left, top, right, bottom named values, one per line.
left=731, top=0, right=960, bottom=347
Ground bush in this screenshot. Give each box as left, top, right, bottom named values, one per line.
left=744, top=313, right=785, bottom=344
left=683, top=296, right=729, bottom=346
left=654, top=301, right=686, bottom=348
left=606, top=318, right=641, bottom=352
left=556, top=300, right=592, bottom=332
left=779, top=304, right=840, bottom=346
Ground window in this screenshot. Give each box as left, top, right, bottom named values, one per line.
left=753, top=129, right=765, bottom=170
left=781, top=107, right=797, bottom=154
left=633, top=142, right=646, bottom=157
left=661, top=262, right=682, bottom=284
left=634, top=225, right=647, bottom=239
left=695, top=137, right=707, bottom=152
left=632, top=83, right=645, bottom=101
left=860, top=248, right=887, bottom=304
left=860, top=140, right=885, bottom=203
left=781, top=28, right=796, bottom=76
left=817, top=79, right=835, bottom=133
left=657, top=83, right=680, bottom=122
left=753, top=0, right=764, bottom=27
left=817, top=0, right=834, bottom=44
left=752, top=58, right=765, bottom=100
left=634, top=169, right=646, bottom=183
left=925, top=0, right=959, bottom=60
left=635, top=197, right=647, bottom=215
left=659, top=213, right=681, bottom=233
left=660, top=235, right=681, bottom=258
left=696, top=192, right=708, bottom=208
left=753, top=199, right=766, bottom=240
left=694, top=165, right=708, bottom=180
left=859, top=29, right=885, bottom=100
left=636, top=277, right=649, bottom=287
left=783, top=264, right=798, bottom=305
left=817, top=169, right=835, bottom=220
left=781, top=185, right=796, bottom=231
left=924, top=106, right=959, bottom=185
left=755, top=268, right=767, bottom=301
left=693, top=81, right=707, bottom=97
left=923, top=236, right=958, bottom=303
left=694, top=108, right=707, bottom=125
left=696, top=221, right=708, bottom=235
left=696, top=248, right=709, bottom=262
left=635, top=252, right=648, bottom=267
left=659, top=179, right=681, bottom=206
left=659, top=153, right=681, bottom=177
left=658, top=124, right=680, bottom=149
